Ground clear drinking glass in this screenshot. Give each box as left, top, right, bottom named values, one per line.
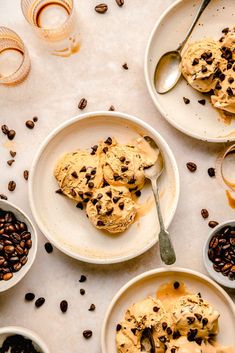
left=21, top=0, right=75, bottom=42
left=0, top=27, right=30, bottom=86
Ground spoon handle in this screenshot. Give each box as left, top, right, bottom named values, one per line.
left=177, top=0, right=211, bottom=52
left=151, top=179, right=176, bottom=265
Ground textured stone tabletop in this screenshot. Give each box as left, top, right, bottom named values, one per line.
left=0, top=1, right=234, bottom=352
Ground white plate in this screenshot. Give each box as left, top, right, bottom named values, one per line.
left=101, top=267, right=235, bottom=353
left=29, top=112, right=179, bottom=264
left=145, top=0, right=235, bottom=142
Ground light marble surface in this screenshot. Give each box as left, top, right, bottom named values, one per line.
left=0, top=1, right=234, bottom=352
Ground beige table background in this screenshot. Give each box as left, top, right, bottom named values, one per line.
left=0, top=0, right=234, bottom=352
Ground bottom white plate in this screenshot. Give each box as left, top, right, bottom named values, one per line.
left=101, top=268, right=235, bottom=353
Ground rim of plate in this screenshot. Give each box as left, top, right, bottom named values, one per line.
left=28, top=111, right=180, bottom=264
left=144, top=0, right=235, bottom=143
left=101, top=267, right=235, bottom=353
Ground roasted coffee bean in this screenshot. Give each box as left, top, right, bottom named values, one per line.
left=3, top=272, right=13, bottom=281
left=0, top=194, right=7, bottom=200
left=186, top=162, right=197, bottom=172
left=23, top=170, right=29, bottom=180
left=83, top=330, right=92, bottom=339
left=208, top=221, right=219, bottom=228
left=1, top=124, right=9, bottom=135
left=183, top=97, right=190, bottom=104
left=78, top=97, right=87, bottom=110
left=20, top=256, right=28, bottom=265
left=60, top=300, right=68, bottom=313
left=95, top=3, right=108, bottom=13
left=35, top=297, right=45, bottom=308
left=209, top=236, right=219, bottom=249
left=208, top=167, right=215, bottom=177
left=8, top=181, right=16, bottom=192
left=4, top=245, right=15, bottom=254
left=7, top=130, right=16, bottom=140
left=79, top=274, right=87, bottom=282
left=201, top=209, right=209, bottom=219
left=45, top=242, right=53, bottom=253
left=26, top=239, right=32, bottom=248
left=25, top=292, right=35, bottom=301
left=9, top=256, right=19, bottom=263
left=116, top=0, right=124, bottom=6
left=122, top=62, right=128, bottom=70
left=25, top=120, right=35, bottom=129
left=13, top=263, right=22, bottom=272
left=21, top=231, right=31, bottom=240
left=88, top=303, right=96, bottom=311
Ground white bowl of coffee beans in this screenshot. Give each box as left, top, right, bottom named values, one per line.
left=203, top=220, right=235, bottom=289
left=0, top=199, right=37, bottom=292
left=0, top=326, right=50, bottom=353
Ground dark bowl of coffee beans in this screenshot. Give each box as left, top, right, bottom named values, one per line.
left=0, top=326, right=50, bottom=353
left=203, top=220, right=235, bottom=289
left=0, top=200, right=37, bottom=292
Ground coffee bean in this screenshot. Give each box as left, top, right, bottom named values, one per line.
left=209, top=236, right=219, bottom=249
left=208, top=221, right=219, bottom=228
left=0, top=194, right=8, bottom=200
left=4, top=245, right=15, bottom=254
left=79, top=274, right=87, bottom=282
left=1, top=124, right=9, bottom=135
left=23, top=170, right=29, bottom=180
left=44, top=242, right=53, bottom=253
left=3, top=272, right=13, bottom=281
left=116, top=0, right=124, bottom=6
left=8, top=181, right=16, bottom=192
left=80, top=288, right=85, bottom=295
left=83, top=330, right=92, bottom=339
left=25, top=120, right=34, bottom=129
left=122, top=63, right=128, bottom=70
left=208, top=167, right=215, bottom=177
left=78, top=98, right=87, bottom=110
left=186, top=162, right=197, bottom=172
left=183, top=97, right=190, bottom=104
left=201, top=209, right=209, bottom=219
left=35, top=297, right=45, bottom=308
left=7, top=130, right=16, bottom=140
left=25, top=292, right=35, bottom=301
left=13, top=263, right=22, bottom=272
left=95, top=3, right=108, bottom=13
left=60, top=300, right=68, bottom=313
left=88, top=303, right=96, bottom=311
left=7, top=159, right=15, bottom=166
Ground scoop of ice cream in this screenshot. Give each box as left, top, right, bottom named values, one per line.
left=54, top=149, right=104, bottom=202
left=86, top=185, right=136, bottom=233
left=169, top=294, right=219, bottom=340
left=181, top=39, right=221, bottom=92
left=211, top=69, right=235, bottom=113
left=103, top=143, right=156, bottom=191
left=116, top=320, right=142, bottom=353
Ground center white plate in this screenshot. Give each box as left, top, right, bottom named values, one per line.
left=101, top=268, right=235, bottom=353
left=29, top=112, right=179, bottom=264
left=145, top=0, right=235, bottom=142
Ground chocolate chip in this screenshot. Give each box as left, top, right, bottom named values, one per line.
left=78, top=98, right=87, bottom=110
left=173, top=281, right=180, bottom=289
left=104, top=137, right=112, bottom=145
left=33, top=116, right=38, bottom=122
left=208, top=221, right=219, bottom=228
left=228, top=77, right=234, bottom=84
left=118, top=202, right=124, bottom=210
left=91, top=199, right=98, bottom=205
left=10, top=151, right=16, bottom=158
left=162, top=322, right=167, bottom=330
left=109, top=105, right=115, bottom=111
left=35, top=297, right=45, bottom=308
left=227, top=63, right=233, bottom=70
left=153, top=306, right=159, bottom=312
left=187, top=317, right=195, bottom=324
left=97, top=220, right=105, bottom=226
left=80, top=288, right=85, bottom=295
left=106, top=207, right=114, bottom=216
left=166, top=327, right=172, bottom=335
left=88, top=303, right=96, bottom=311
left=159, top=336, right=166, bottom=343
left=71, top=171, right=78, bottom=178
left=91, top=145, right=98, bottom=152
left=106, top=191, right=112, bottom=198
left=55, top=188, right=63, bottom=194
left=195, top=337, right=203, bottom=346
left=187, top=329, right=198, bottom=342
left=222, top=27, right=229, bottom=34
left=91, top=168, right=96, bottom=175
left=8, top=181, right=16, bottom=192
left=44, top=242, right=53, bottom=253
left=25, top=292, right=35, bottom=301
left=83, top=330, right=92, bottom=339
left=113, top=196, right=121, bottom=204
left=215, top=82, right=222, bottom=90
left=195, top=313, right=202, bottom=321
left=192, top=58, right=199, bottom=66
left=7, top=130, right=16, bottom=140
left=183, top=97, right=190, bottom=104
left=208, top=167, right=215, bottom=177
left=186, top=162, right=197, bottom=172
left=1, top=124, right=9, bottom=135
left=201, top=209, right=209, bottom=219
left=79, top=275, right=87, bottom=282
left=0, top=194, right=8, bottom=200
left=103, top=147, right=108, bottom=153
left=120, top=156, right=126, bottom=162
left=121, top=166, right=128, bottom=172
left=227, top=87, right=234, bottom=96
left=85, top=191, right=93, bottom=197
left=88, top=181, right=94, bottom=188
left=173, top=331, right=181, bottom=339
left=114, top=173, right=121, bottom=181
left=171, top=349, right=176, bottom=353
left=135, top=190, right=141, bottom=197
left=116, top=324, right=122, bottom=331
left=122, top=63, right=128, bottom=70
left=76, top=202, right=83, bottom=210
left=80, top=166, right=87, bottom=172
left=95, top=3, right=108, bottom=13
left=201, top=65, right=208, bottom=73
left=202, top=318, right=208, bottom=327
left=128, top=177, right=136, bottom=184
left=97, top=193, right=103, bottom=199
left=198, top=99, right=206, bottom=105
left=25, top=120, right=34, bottom=129
left=23, top=170, right=29, bottom=181
left=60, top=300, right=68, bottom=313
left=7, top=159, right=15, bottom=166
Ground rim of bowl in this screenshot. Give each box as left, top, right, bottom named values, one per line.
left=0, top=326, right=50, bottom=353
left=0, top=199, right=38, bottom=292
left=28, top=110, right=180, bottom=264
left=101, top=267, right=235, bottom=353
left=203, top=219, right=235, bottom=289
left=144, top=0, right=235, bottom=143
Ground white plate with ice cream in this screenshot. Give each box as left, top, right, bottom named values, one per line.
left=101, top=267, right=235, bottom=353
left=145, top=0, right=235, bottom=142
left=29, top=111, right=179, bottom=264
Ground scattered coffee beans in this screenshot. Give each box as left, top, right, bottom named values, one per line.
left=1, top=124, right=9, bottom=135
left=95, top=3, right=108, bottom=13
left=198, top=99, right=206, bottom=105
left=0, top=208, right=32, bottom=281
left=7, top=159, right=15, bottom=166
left=83, top=330, right=92, bottom=339
left=44, top=242, right=53, bottom=253
left=122, top=63, right=128, bottom=70
left=208, top=225, right=235, bottom=280
left=186, top=162, right=197, bottom=172
left=25, top=120, right=35, bottom=129
left=109, top=105, right=115, bottom=111
left=208, top=221, right=219, bottom=228
left=78, top=98, right=87, bottom=110
left=23, top=170, right=29, bottom=181
left=183, top=97, right=190, bottom=104
left=201, top=209, right=209, bottom=219
left=7, top=130, right=16, bottom=140
left=25, top=292, right=35, bottom=301
left=35, top=297, right=45, bottom=308
left=8, top=181, right=16, bottom=192
left=116, top=0, right=124, bottom=6
left=60, top=300, right=68, bottom=313
left=0, top=335, right=40, bottom=353
left=0, top=194, right=7, bottom=200
left=88, top=303, right=96, bottom=311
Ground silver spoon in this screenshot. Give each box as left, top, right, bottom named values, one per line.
left=144, top=136, right=176, bottom=265
left=154, top=0, right=211, bottom=94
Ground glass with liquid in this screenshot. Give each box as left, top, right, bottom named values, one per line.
left=21, top=0, right=75, bottom=42
left=0, top=27, right=30, bottom=85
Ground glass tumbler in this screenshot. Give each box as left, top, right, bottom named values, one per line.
left=21, top=0, right=75, bottom=42
left=0, top=27, right=30, bottom=86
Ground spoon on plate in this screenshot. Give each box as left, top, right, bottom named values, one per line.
left=154, top=0, right=211, bottom=94
left=143, top=136, right=176, bottom=265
